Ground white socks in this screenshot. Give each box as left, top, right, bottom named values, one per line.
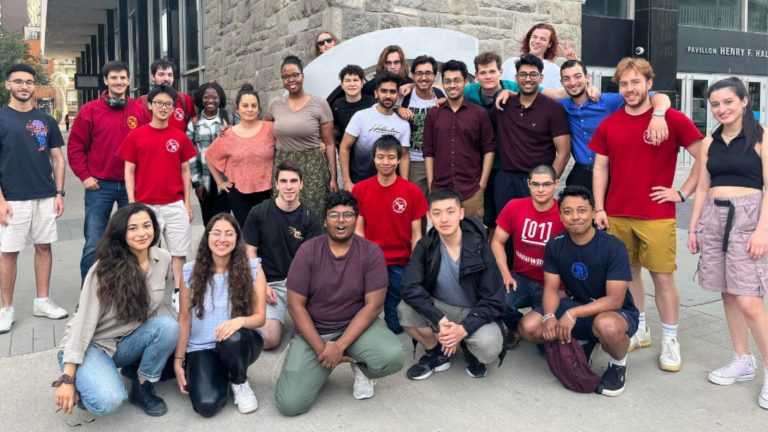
left=638, top=312, right=646, bottom=332
left=661, top=322, right=678, bottom=341
left=34, top=297, right=48, bottom=305
left=610, top=355, right=627, bottom=367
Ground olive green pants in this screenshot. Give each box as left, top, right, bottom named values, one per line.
left=275, top=318, right=405, bottom=416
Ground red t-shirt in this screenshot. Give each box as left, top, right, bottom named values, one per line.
left=495, top=198, right=564, bottom=284
left=589, top=108, right=702, bottom=220
left=117, top=124, right=197, bottom=204
left=353, top=176, right=428, bottom=266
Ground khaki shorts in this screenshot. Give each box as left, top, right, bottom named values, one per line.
left=695, top=193, right=768, bottom=296
left=265, top=279, right=289, bottom=323
left=608, top=216, right=676, bottom=273
left=147, top=201, right=190, bottom=257
left=0, top=198, right=57, bottom=252
left=463, top=187, right=485, bottom=220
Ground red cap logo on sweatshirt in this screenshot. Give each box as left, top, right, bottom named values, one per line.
left=173, top=107, right=185, bottom=121
left=392, top=197, right=407, bottom=214
left=126, top=116, right=138, bottom=129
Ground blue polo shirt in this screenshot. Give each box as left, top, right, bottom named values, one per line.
left=557, top=93, right=625, bottom=166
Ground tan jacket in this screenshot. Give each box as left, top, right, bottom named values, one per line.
left=59, top=247, right=171, bottom=364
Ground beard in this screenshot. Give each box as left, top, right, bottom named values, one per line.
left=10, top=89, right=33, bottom=103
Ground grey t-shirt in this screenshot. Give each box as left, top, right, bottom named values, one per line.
left=434, top=242, right=473, bottom=308
left=345, top=105, right=410, bottom=182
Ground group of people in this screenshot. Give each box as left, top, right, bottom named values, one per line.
left=0, top=21, right=766, bottom=426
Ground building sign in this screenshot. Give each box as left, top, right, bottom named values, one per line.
left=678, top=26, right=768, bottom=75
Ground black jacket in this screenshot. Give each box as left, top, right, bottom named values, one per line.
left=400, top=217, right=505, bottom=335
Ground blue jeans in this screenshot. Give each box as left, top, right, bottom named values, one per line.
left=385, top=265, right=405, bottom=334
left=503, top=274, right=543, bottom=331
left=81, top=180, right=128, bottom=283
left=57, top=316, right=178, bottom=416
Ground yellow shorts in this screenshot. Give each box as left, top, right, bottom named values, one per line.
left=608, top=217, right=677, bottom=273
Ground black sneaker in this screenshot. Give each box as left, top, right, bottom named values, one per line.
left=461, top=341, right=487, bottom=378
left=595, top=363, right=626, bottom=397
left=406, top=352, right=451, bottom=380
left=129, top=379, right=168, bottom=416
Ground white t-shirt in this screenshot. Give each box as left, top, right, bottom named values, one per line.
left=406, top=92, right=438, bottom=162
left=345, top=105, right=410, bottom=182
left=501, top=57, right=563, bottom=90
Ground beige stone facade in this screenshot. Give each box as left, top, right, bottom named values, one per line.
left=204, top=0, right=581, bottom=102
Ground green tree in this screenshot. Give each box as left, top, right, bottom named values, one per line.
left=0, top=26, right=48, bottom=106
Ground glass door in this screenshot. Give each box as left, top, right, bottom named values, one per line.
left=744, top=77, right=767, bottom=127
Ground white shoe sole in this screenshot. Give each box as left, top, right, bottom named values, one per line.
left=598, top=385, right=626, bottom=397
left=708, top=371, right=755, bottom=386
left=236, top=400, right=258, bottom=414
left=759, top=394, right=768, bottom=409
left=33, top=311, right=68, bottom=319
left=407, top=362, right=451, bottom=380
left=353, top=389, right=375, bottom=400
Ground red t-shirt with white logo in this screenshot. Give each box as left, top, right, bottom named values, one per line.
left=495, top=198, right=565, bottom=284
left=117, top=124, right=197, bottom=205
left=353, top=176, right=428, bottom=266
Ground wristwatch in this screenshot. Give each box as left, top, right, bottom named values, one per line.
left=652, top=109, right=666, bottom=117
left=51, top=374, right=76, bottom=387
left=56, top=190, right=66, bottom=197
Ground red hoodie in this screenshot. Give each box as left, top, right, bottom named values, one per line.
left=68, top=93, right=151, bottom=182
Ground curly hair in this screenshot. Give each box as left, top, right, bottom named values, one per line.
left=188, top=213, right=255, bottom=320
left=94, top=203, right=160, bottom=322
left=521, top=23, right=559, bottom=61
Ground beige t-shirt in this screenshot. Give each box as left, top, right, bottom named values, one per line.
left=267, top=95, right=333, bottom=151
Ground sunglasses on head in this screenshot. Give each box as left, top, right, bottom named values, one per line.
left=317, top=37, right=334, bottom=47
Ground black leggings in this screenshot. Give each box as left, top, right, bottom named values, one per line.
left=228, top=187, right=271, bottom=228
left=185, top=328, right=264, bottom=418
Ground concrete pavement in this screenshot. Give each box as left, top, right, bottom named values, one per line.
left=0, top=130, right=766, bottom=431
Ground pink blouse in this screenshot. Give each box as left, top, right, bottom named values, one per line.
left=206, top=122, right=276, bottom=193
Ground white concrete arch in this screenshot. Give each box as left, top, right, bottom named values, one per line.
left=303, top=27, right=479, bottom=99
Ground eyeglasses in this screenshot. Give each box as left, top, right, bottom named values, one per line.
left=327, top=211, right=356, bottom=221
left=281, top=72, right=302, bottom=81
left=9, top=79, right=35, bottom=87
left=317, top=37, right=334, bottom=47
left=529, top=181, right=555, bottom=189
left=152, top=100, right=174, bottom=109
left=385, top=60, right=402, bottom=66
left=517, top=72, right=542, bottom=80
left=414, top=71, right=435, bottom=78
left=443, top=78, right=464, bottom=86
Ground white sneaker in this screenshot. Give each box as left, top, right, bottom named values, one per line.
left=659, top=338, right=682, bottom=372
left=351, top=363, right=376, bottom=400
left=65, top=405, right=96, bottom=426
left=759, top=368, right=768, bottom=410
left=628, top=326, right=652, bottom=352
left=33, top=298, right=68, bottom=319
left=708, top=354, right=756, bottom=385
left=0, top=307, right=15, bottom=334
left=231, top=382, right=258, bottom=414
left=171, top=289, right=180, bottom=314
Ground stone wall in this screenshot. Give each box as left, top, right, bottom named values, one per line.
left=204, top=0, right=581, bottom=104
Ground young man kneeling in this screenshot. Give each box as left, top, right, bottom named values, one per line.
left=519, top=186, right=639, bottom=396
left=399, top=189, right=505, bottom=380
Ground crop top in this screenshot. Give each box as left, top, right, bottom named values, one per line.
left=707, top=129, right=763, bottom=190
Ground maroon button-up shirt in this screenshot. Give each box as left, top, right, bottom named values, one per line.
left=423, top=100, right=494, bottom=200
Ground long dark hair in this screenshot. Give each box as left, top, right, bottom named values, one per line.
left=94, top=203, right=160, bottom=322
left=189, top=213, right=255, bottom=320
left=708, top=76, right=764, bottom=152
left=194, top=81, right=230, bottom=123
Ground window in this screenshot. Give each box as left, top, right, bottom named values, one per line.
left=680, top=0, right=742, bottom=30
left=582, top=0, right=629, bottom=19
left=749, top=0, right=768, bottom=32
left=184, top=0, right=199, bottom=71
